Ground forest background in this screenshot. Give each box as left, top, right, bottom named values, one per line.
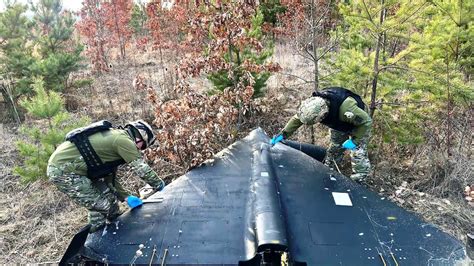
left=0, top=0, right=472, bottom=263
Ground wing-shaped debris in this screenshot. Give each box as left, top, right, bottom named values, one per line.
left=61, top=128, right=467, bottom=265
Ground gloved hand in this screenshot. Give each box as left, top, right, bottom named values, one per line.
left=270, top=134, right=284, bottom=146
left=342, top=139, right=357, bottom=150
left=139, top=184, right=155, bottom=199
left=126, top=195, right=143, bottom=209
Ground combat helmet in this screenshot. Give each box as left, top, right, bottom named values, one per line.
left=125, top=120, right=156, bottom=149
left=297, top=97, right=329, bottom=124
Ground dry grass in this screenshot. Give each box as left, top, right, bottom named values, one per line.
left=0, top=126, right=86, bottom=263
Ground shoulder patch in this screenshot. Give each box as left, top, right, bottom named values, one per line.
left=344, top=111, right=354, bottom=119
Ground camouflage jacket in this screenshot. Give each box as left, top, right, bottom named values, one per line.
left=282, top=97, right=372, bottom=144
left=48, top=129, right=164, bottom=190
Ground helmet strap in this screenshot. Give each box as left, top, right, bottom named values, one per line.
left=125, top=126, right=138, bottom=140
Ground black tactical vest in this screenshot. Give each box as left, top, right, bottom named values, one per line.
left=65, top=120, right=126, bottom=179
left=312, top=87, right=366, bottom=133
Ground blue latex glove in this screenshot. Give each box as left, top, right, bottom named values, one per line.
left=126, top=195, right=143, bottom=209
left=342, top=139, right=357, bottom=150
left=270, top=134, right=284, bottom=146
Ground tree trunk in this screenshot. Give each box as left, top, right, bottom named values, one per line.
left=369, top=0, right=385, bottom=117
left=309, top=0, right=321, bottom=144
left=113, top=2, right=126, bottom=59
left=94, top=0, right=109, bottom=70
left=311, top=0, right=319, bottom=92
left=446, top=49, right=452, bottom=157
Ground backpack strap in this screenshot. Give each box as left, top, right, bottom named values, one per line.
left=66, top=120, right=125, bottom=179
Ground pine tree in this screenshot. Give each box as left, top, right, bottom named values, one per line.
left=181, top=4, right=278, bottom=97
left=0, top=0, right=83, bottom=122
left=204, top=7, right=276, bottom=98
left=260, top=0, right=287, bottom=41
left=322, top=0, right=431, bottom=144
left=130, top=2, right=148, bottom=38
left=323, top=0, right=473, bottom=146
left=391, top=0, right=473, bottom=148
left=14, top=78, right=89, bottom=184
left=0, top=2, right=34, bottom=122
left=30, top=0, right=83, bottom=92
left=322, top=0, right=429, bottom=103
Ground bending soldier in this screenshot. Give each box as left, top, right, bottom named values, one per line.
left=272, top=87, right=372, bottom=182
left=47, top=120, right=165, bottom=232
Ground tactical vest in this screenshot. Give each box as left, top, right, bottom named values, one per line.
left=312, top=87, right=366, bottom=133
left=65, top=120, right=126, bottom=179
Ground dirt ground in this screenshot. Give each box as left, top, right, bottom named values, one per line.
left=0, top=44, right=472, bottom=264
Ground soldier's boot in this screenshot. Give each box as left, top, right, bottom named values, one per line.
left=349, top=173, right=367, bottom=182
left=89, top=211, right=106, bottom=233
left=105, top=198, right=121, bottom=222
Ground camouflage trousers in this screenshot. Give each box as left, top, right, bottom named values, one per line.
left=47, top=164, right=123, bottom=232
left=324, top=128, right=371, bottom=182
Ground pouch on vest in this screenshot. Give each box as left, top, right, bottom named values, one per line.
left=66, top=120, right=125, bottom=179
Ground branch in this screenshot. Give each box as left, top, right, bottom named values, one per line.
left=378, top=65, right=467, bottom=92
left=378, top=100, right=431, bottom=106
left=384, top=2, right=428, bottom=33
left=287, top=81, right=316, bottom=88
left=379, top=48, right=413, bottom=69
left=429, top=0, right=461, bottom=26
left=304, top=45, right=316, bottom=61
left=316, top=35, right=341, bottom=61
left=361, top=0, right=376, bottom=26
left=320, top=69, right=342, bottom=80
left=277, top=72, right=311, bottom=83
left=313, top=0, right=332, bottom=29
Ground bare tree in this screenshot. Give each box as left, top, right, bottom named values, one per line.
left=292, top=0, right=339, bottom=92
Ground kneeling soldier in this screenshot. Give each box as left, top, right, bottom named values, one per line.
left=47, top=120, right=165, bottom=232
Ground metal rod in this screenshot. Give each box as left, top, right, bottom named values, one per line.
left=376, top=248, right=387, bottom=266
left=160, top=248, right=169, bottom=266
left=332, top=159, right=342, bottom=174
left=390, top=252, right=399, bottom=266
left=149, top=245, right=157, bottom=266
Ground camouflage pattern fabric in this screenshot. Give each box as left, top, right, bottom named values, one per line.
left=324, top=130, right=346, bottom=168
left=129, top=158, right=165, bottom=191
left=297, top=97, right=329, bottom=124
left=47, top=164, right=121, bottom=232
left=324, top=128, right=371, bottom=182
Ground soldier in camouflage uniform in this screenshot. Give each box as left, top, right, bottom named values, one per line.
left=273, top=87, right=372, bottom=182
left=47, top=120, right=165, bottom=232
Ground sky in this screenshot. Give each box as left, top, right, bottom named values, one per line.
left=0, top=0, right=83, bottom=12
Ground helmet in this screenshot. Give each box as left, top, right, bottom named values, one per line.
left=125, top=120, right=156, bottom=149
left=297, top=97, right=329, bottom=124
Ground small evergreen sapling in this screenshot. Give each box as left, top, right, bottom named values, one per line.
left=14, top=79, right=89, bottom=184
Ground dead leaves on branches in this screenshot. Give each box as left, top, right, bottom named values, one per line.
left=134, top=75, right=258, bottom=170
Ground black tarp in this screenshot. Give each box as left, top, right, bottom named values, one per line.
left=61, top=128, right=467, bottom=265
